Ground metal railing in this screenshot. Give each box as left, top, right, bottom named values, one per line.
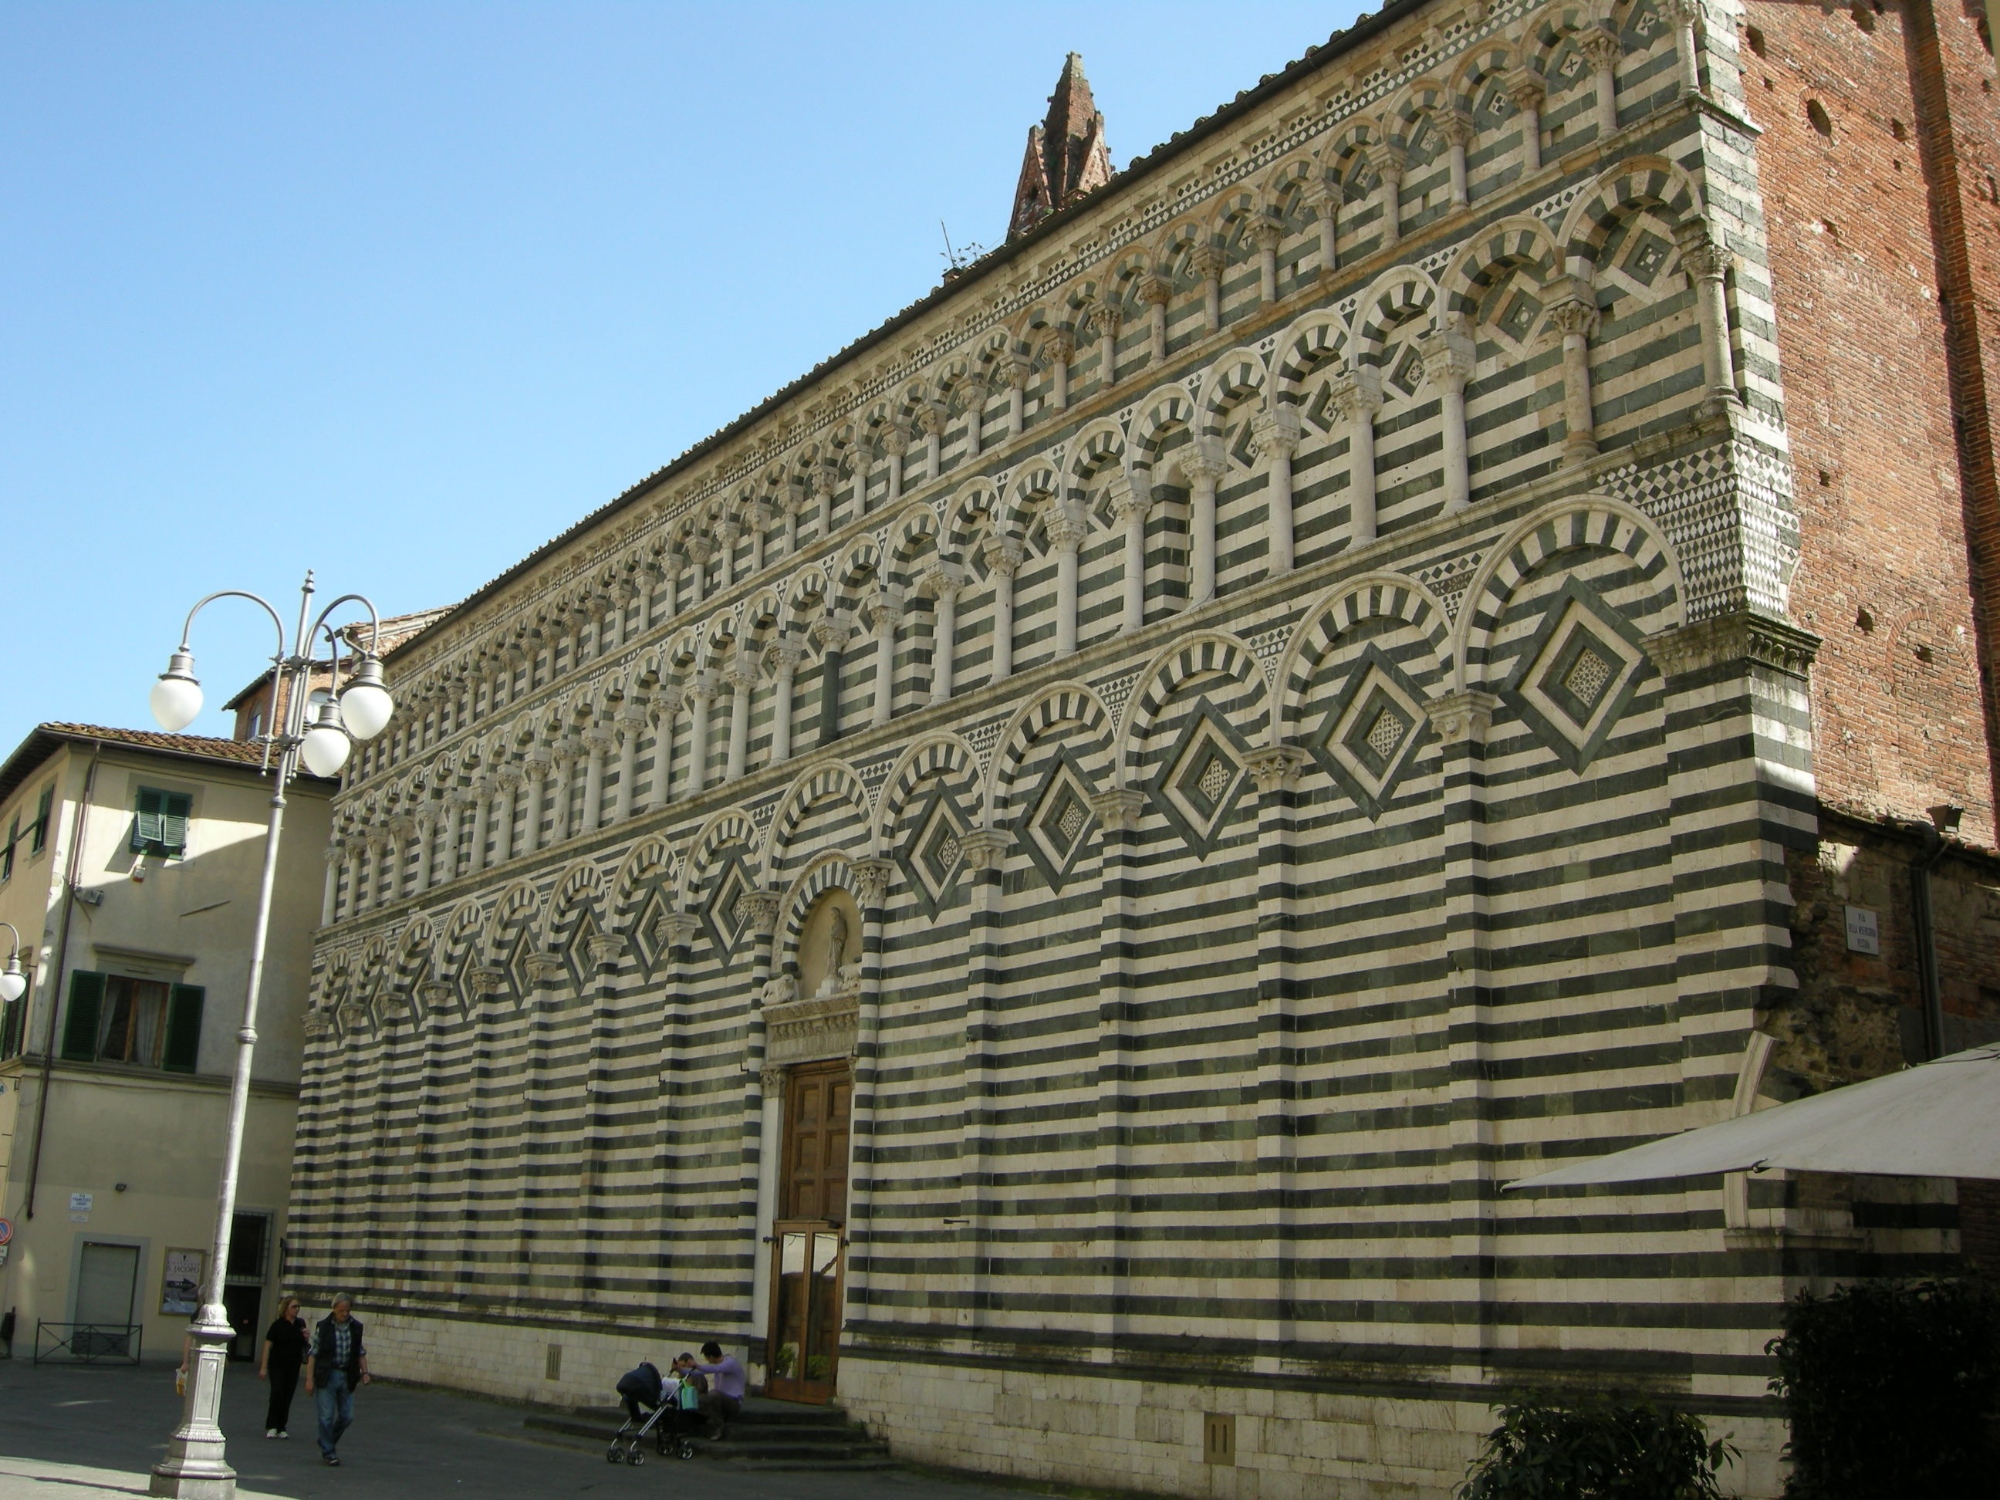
left=34, top=1321, right=143, bottom=1364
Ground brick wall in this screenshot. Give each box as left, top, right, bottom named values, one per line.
left=1746, top=0, right=2000, bottom=849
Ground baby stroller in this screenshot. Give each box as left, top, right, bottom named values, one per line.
left=607, top=1362, right=697, bottom=1464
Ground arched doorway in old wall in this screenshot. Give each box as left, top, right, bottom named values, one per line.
left=760, top=883, right=862, bottom=1402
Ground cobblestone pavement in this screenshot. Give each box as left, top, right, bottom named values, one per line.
left=0, top=1358, right=1037, bottom=1500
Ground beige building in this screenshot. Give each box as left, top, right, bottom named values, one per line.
left=0, top=724, right=332, bottom=1363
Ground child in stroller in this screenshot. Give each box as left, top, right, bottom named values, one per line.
left=607, top=1358, right=699, bottom=1465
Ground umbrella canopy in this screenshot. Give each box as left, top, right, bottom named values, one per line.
left=1509, top=1043, right=2000, bottom=1190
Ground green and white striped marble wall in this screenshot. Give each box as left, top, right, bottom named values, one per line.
left=285, top=2, right=1935, bottom=1494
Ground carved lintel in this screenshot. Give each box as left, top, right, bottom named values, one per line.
left=764, top=992, right=860, bottom=1068
left=1427, top=689, right=1502, bottom=745
left=1644, top=611, right=1821, bottom=683
left=1090, top=788, right=1147, bottom=831
left=1245, top=744, right=1310, bottom=795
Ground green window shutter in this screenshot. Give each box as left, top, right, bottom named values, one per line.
left=30, top=786, right=52, bottom=854
left=60, top=971, right=106, bottom=1062
left=133, top=788, right=165, bottom=853
left=160, top=792, right=193, bottom=857
left=162, top=984, right=204, bottom=1073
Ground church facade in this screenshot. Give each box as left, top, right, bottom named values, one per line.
left=285, top=1, right=2000, bottom=1495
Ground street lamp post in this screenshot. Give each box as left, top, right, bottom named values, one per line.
left=146, top=572, right=392, bottom=1500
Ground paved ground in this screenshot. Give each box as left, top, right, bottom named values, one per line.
left=0, top=1357, right=1036, bottom=1500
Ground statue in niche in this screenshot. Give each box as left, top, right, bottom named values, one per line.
left=818, top=909, right=852, bottom=998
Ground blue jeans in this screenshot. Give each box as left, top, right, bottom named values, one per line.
left=315, top=1370, right=354, bottom=1457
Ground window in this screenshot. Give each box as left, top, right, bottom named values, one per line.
left=131, top=788, right=193, bottom=858
left=29, top=785, right=52, bottom=855
left=0, top=817, right=15, bottom=881
left=60, top=971, right=205, bottom=1072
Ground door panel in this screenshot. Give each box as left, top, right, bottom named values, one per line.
left=75, top=1242, right=139, bottom=1356
left=768, top=1060, right=851, bottom=1403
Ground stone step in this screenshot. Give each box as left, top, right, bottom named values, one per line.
left=522, top=1403, right=893, bottom=1469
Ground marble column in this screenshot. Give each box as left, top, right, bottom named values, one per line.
left=520, top=759, right=548, bottom=856
left=414, top=813, right=435, bottom=893
left=321, top=841, right=342, bottom=926
left=1668, top=0, right=1705, bottom=95
left=684, top=537, right=712, bottom=606
left=1047, top=331, right=1074, bottom=411
left=468, top=783, right=491, bottom=875
left=1096, top=308, right=1120, bottom=389
left=1421, top=321, right=1477, bottom=514
left=1308, top=180, right=1340, bottom=277
left=924, top=565, right=963, bottom=704
left=648, top=701, right=678, bottom=811
left=812, top=617, right=850, bottom=745
left=1249, top=409, right=1303, bottom=575
left=959, top=380, right=987, bottom=462
left=1006, top=354, right=1030, bottom=439
left=1547, top=282, right=1602, bottom=466
left=612, top=711, right=642, bottom=822
left=491, top=772, right=518, bottom=865
left=1370, top=144, right=1406, bottom=249
left=918, top=403, right=946, bottom=482
left=582, top=730, right=610, bottom=830
left=685, top=673, right=715, bottom=795
left=1581, top=26, right=1623, bottom=141
left=768, top=640, right=803, bottom=764
left=1111, top=481, right=1151, bottom=634
left=724, top=662, right=756, bottom=781
left=1048, top=505, right=1086, bottom=658
left=1508, top=75, right=1544, bottom=175
left=715, top=519, right=741, bottom=592
left=1255, top=219, right=1282, bottom=303
left=982, top=536, right=1023, bottom=683
left=1675, top=220, right=1739, bottom=411
left=1195, top=245, right=1224, bottom=334
left=1141, top=275, right=1171, bottom=364
left=882, top=425, right=910, bottom=506
left=1330, top=366, right=1384, bottom=546
left=866, top=594, right=902, bottom=727
left=1443, top=110, right=1474, bottom=209
left=1182, top=446, right=1227, bottom=608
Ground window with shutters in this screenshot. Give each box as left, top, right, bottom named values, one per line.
left=0, top=816, right=15, bottom=881
left=29, top=785, right=53, bottom=855
left=130, top=787, right=194, bottom=859
left=60, top=971, right=204, bottom=1073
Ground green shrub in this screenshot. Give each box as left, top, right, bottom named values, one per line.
left=1766, top=1276, right=2000, bottom=1500
left=1457, top=1394, right=1737, bottom=1499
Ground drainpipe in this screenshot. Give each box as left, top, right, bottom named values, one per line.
left=1900, top=806, right=1960, bottom=1062
left=25, top=741, right=100, bottom=1219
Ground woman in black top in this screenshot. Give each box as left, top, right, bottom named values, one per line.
left=257, top=1296, right=309, bottom=1438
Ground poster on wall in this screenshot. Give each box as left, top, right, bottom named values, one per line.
left=161, top=1249, right=203, bottom=1316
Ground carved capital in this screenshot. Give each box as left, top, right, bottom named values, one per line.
left=1178, top=446, right=1228, bottom=486
left=1577, top=24, right=1624, bottom=68
left=852, top=857, right=895, bottom=909
left=1328, top=366, right=1384, bottom=423
left=810, top=614, right=854, bottom=653
left=1245, top=744, right=1310, bottom=795
left=920, top=562, right=965, bottom=602
left=958, top=828, right=1011, bottom=871
left=1504, top=70, right=1546, bottom=112
left=736, top=890, right=782, bottom=939
left=1253, top=217, right=1285, bottom=251
left=916, top=401, right=948, bottom=438
left=1108, top=476, right=1150, bottom=525
left=654, top=910, right=699, bottom=950
left=1673, top=219, right=1732, bottom=281
left=1440, top=109, right=1476, bottom=148
left=760, top=1063, right=787, bottom=1093
left=1191, top=244, right=1227, bottom=280
left=1046, top=505, right=1088, bottom=553
left=1545, top=284, right=1601, bottom=341
left=683, top=535, right=715, bottom=564
left=982, top=534, right=1026, bottom=579
left=1045, top=329, right=1077, bottom=362
left=1138, top=273, right=1173, bottom=306
left=1249, top=409, right=1303, bottom=462
left=1644, top=611, right=1821, bottom=682
left=1419, top=325, right=1476, bottom=392
left=1426, top=689, right=1502, bottom=744
left=1090, top=787, right=1148, bottom=831
left=880, top=422, right=912, bottom=457
left=587, top=933, right=626, bottom=968
left=767, top=639, right=806, bottom=674
left=864, top=592, right=904, bottom=633
left=1368, top=143, right=1407, bottom=183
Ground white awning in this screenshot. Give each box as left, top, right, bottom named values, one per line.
left=1508, top=1043, right=2000, bottom=1190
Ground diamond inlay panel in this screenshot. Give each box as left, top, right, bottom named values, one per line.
left=699, top=852, right=759, bottom=968
left=896, top=783, right=973, bottom=919
left=1309, top=645, right=1434, bottom=822
left=1014, top=747, right=1100, bottom=893
left=1145, top=698, right=1252, bottom=858
left=1503, top=575, right=1652, bottom=774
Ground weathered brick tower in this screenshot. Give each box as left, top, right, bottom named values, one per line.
left=282, top=2, right=2000, bottom=1496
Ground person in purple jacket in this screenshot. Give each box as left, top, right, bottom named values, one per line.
left=689, top=1341, right=744, bottom=1437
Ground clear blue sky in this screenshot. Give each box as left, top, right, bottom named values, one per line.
left=3, top=1, right=1353, bottom=756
